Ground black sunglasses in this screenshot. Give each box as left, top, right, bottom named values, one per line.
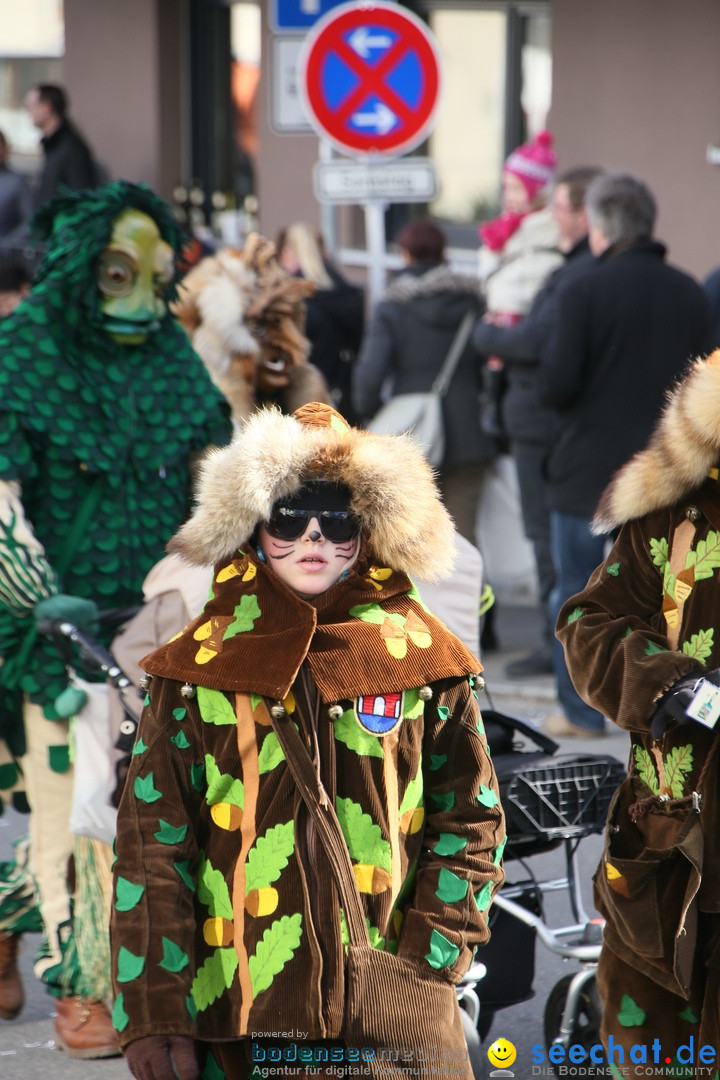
left=265, top=506, right=361, bottom=544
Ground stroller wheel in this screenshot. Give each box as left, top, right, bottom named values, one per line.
left=543, top=973, right=601, bottom=1056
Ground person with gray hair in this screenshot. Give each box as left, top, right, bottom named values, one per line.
left=537, top=171, right=713, bottom=738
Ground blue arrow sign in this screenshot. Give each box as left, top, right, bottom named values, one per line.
left=271, top=0, right=348, bottom=33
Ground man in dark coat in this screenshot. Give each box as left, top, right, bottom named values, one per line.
left=539, top=171, right=713, bottom=736
left=472, top=166, right=602, bottom=678
left=24, top=83, right=100, bottom=208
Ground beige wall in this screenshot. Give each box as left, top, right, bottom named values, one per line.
left=63, top=0, right=184, bottom=198
left=551, top=0, right=720, bottom=280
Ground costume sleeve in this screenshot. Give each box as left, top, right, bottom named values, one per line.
left=556, top=513, right=704, bottom=734
left=351, top=302, right=397, bottom=420
left=538, top=274, right=592, bottom=408
left=395, top=676, right=505, bottom=983
left=0, top=479, right=57, bottom=614
left=110, top=677, right=204, bottom=1047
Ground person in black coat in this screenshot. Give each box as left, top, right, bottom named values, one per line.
left=472, top=166, right=603, bottom=678
left=539, top=171, right=714, bottom=737
left=353, top=219, right=494, bottom=549
left=24, top=84, right=100, bottom=209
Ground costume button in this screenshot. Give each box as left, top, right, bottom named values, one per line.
left=685, top=506, right=702, bottom=523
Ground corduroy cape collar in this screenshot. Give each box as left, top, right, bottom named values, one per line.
left=142, top=546, right=481, bottom=702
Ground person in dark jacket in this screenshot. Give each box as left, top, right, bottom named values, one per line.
left=352, top=219, right=493, bottom=548
left=24, top=83, right=100, bottom=209
left=539, top=171, right=714, bottom=736
left=276, top=222, right=365, bottom=424
left=472, top=166, right=603, bottom=679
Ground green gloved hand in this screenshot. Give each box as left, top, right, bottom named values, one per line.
left=34, top=593, right=100, bottom=635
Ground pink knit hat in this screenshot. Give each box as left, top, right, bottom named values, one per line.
left=503, top=130, right=556, bottom=200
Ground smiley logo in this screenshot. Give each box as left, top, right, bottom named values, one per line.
left=487, top=1038, right=517, bottom=1071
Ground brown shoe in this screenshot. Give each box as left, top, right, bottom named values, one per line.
left=0, top=931, right=23, bottom=1020
left=54, top=996, right=121, bottom=1058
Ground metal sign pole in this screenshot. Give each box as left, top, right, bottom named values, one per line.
left=364, top=199, right=388, bottom=310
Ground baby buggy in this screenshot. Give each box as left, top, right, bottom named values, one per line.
left=457, top=703, right=626, bottom=1070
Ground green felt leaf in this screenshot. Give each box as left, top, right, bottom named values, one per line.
left=429, top=754, right=448, bottom=771
left=606, top=562, right=620, bottom=576
left=174, top=860, right=196, bottom=892
left=338, top=908, right=384, bottom=950
left=191, top=947, right=239, bottom=1012
left=348, top=602, right=387, bottom=625
left=678, top=1004, right=698, bottom=1023
left=425, top=929, right=460, bottom=970
left=403, top=688, right=425, bottom=720
left=430, top=791, right=455, bottom=812
left=435, top=867, right=469, bottom=904
left=185, top=995, right=197, bottom=1022
left=197, top=686, right=235, bottom=726
left=649, top=536, right=669, bottom=569
left=682, top=627, right=714, bottom=664
left=493, top=837, right=507, bottom=865
left=433, top=833, right=467, bottom=856
left=202, top=1050, right=225, bottom=1080
left=644, top=640, right=668, bottom=656
left=664, top=744, right=694, bottom=799
left=154, top=819, right=188, bottom=845
left=116, top=946, right=145, bottom=983
left=248, top=913, right=303, bottom=997
left=172, top=707, right=187, bottom=721
left=115, top=876, right=145, bottom=912
left=335, top=797, right=391, bottom=870
left=245, top=820, right=295, bottom=892
left=111, top=992, right=129, bottom=1032
left=224, top=594, right=262, bottom=637
left=634, top=746, right=660, bottom=795
left=134, top=772, right=162, bottom=804
left=132, top=737, right=148, bottom=756
left=197, top=856, right=233, bottom=919
left=159, top=937, right=189, bottom=973
left=399, top=768, right=423, bottom=816
left=617, top=993, right=646, bottom=1027
left=205, top=754, right=244, bottom=808
left=566, top=606, right=583, bottom=625
left=437, top=706, right=450, bottom=721
left=190, top=763, right=205, bottom=791
left=687, top=530, right=720, bottom=579
left=474, top=881, right=493, bottom=912
left=257, top=731, right=287, bottom=773
left=333, top=710, right=384, bottom=758
left=477, top=784, right=498, bottom=808
left=170, top=730, right=191, bottom=749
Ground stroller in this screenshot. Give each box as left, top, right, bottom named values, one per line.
left=456, top=699, right=626, bottom=1070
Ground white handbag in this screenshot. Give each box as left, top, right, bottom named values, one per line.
left=367, top=310, right=476, bottom=466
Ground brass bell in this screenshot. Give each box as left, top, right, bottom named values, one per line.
left=475, top=675, right=486, bottom=691
left=418, top=685, right=433, bottom=701
left=139, top=674, right=152, bottom=691
left=270, top=703, right=286, bottom=720
left=180, top=683, right=196, bottom=699
left=328, top=704, right=344, bottom=721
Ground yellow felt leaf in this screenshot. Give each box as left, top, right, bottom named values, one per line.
left=385, top=638, right=407, bottom=659
left=203, top=917, right=234, bottom=947
left=245, top=887, right=279, bottom=917
left=195, top=645, right=218, bottom=665
left=369, top=567, right=393, bottom=582
left=216, top=563, right=241, bottom=582
left=400, top=807, right=425, bottom=834
left=665, top=608, right=679, bottom=628
left=674, top=579, right=693, bottom=603
left=408, top=630, right=432, bottom=649
left=242, top=563, right=257, bottom=582
left=210, top=803, right=243, bottom=830
left=193, top=620, right=213, bottom=641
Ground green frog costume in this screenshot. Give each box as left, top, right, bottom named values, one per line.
left=111, top=402, right=506, bottom=1078
left=0, top=181, right=232, bottom=1040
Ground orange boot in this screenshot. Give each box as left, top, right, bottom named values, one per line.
left=0, top=931, right=23, bottom=1020
left=54, top=996, right=121, bottom=1058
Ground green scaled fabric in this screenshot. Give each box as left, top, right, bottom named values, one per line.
left=0, top=181, right=232, bottom=728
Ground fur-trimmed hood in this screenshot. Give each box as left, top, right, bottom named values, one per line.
left=592, top=349, right=719, bottom=533
left=169, top=402, right=457, bottom=581
left=382, top=263, right=484, bottom=305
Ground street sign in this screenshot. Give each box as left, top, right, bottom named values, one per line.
left=271, top=38, right=313, bottom=132
left=271, top=0, right=349, bottom=34
left=313, top=157, right=438, bottom=203
left=299, top=1, right=442, bottom=158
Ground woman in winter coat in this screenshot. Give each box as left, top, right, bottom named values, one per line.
left=557, top=350, right=720, bottom=1075
left=352, top=219, right=493, bottom=547
left=110, top=401, right=506, bottom=1080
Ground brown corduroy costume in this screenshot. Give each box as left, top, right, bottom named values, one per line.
left=110, top=403, right=506, bottom=1078
left=558, top=351, right=720, bottom=1077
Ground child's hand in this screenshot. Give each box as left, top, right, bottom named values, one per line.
left=124, top=1034, right=199, bottom=1080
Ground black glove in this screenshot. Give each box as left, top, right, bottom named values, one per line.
left=123, top=1035, right=200, bottom=1080
left=34, top=593, right=99, bottom=635
left=650, top=669, right=720, bottom=740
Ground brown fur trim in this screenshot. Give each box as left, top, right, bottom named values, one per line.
left=592, top=350, right=720, bottom=533
left=168, top=407, right=457, bottom=580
